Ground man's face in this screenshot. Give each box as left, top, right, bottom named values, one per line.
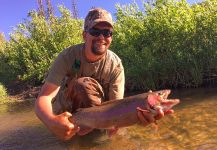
left=83, top=22, right=113, bottom=56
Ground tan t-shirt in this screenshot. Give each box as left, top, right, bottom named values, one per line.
left=46, top=43, right=125, bottom=101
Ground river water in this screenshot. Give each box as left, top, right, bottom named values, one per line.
left=0, top=88, right=217, bottom=150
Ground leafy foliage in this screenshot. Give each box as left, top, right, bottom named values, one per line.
left=0, top=1, right=216, bottom=91
left=5, top=6, right=83, bottom=83
left=0, top=33, right=14, bottom=84
left=0, top=82, right=7, bottom=97
left=112, top=0, right=217, bottom=90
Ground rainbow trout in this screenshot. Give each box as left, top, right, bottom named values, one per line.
left=69, top=90, right=179, bottom=134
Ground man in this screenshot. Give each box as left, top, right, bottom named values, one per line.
left=35, top=8, right=171, bottom=141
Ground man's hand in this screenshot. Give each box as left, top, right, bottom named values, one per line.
left=46, top=112, right=80, bottom=140
left=137, top=107, right=174, bottom=127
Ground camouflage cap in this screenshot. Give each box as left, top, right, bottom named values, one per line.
left=84, top=8, right=113, bottom=31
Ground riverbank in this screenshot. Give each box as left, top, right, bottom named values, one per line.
left=4, top=79, right=217, bottom=103
left=6, top=80, right=41, bottom=100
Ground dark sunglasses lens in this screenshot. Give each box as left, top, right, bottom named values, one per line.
left=89, top=28, right=112, bottom=37
left=89, top=29, right=100, bottom=37
left=103, top=30, right=112, bottom=37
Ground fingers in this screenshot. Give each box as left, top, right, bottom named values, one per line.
left=63, top=112, right=72, bottom=118
left=64, top=125, right=80, bottom=140
left=136, top=106, right=174, bottom=126
left=164, top=109, right=174, bottom=115
left=64, top=131, right=74, bottom=140
left=62, top=112, right=77, bottom=133
left=59, top=112, right=80, bottom=140
left=65, top=112, right=80, bottom=133
left=137, top=110, right=149, bottom=126
left=154, top=108, right=175, bottom=120
left=67, top=123, right=80, bottom=133
left=154, top=107, right=164, bottom=120
left=62, top=126, right=79, bottom=140
left=137, top=107, right=155, bottom=126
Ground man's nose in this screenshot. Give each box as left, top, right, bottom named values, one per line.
left=98, top=34, right=105, bottom=39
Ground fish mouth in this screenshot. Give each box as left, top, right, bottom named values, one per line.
left=147, top=89, right=171, bottom=107
left=157, top=89, right=171, bottom=100
left=155, top=90, right=180, bottom=107
left=147, top=89, right=180, bottom=111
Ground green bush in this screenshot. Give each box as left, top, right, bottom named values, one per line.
left=0, top=34, right=16, bottom=84
left=0, top=1, right=216, bottom=91
left=0, top=83, right=7, bottom=97
left=112, top=0, right=217, bottom=90
left=0, top=83, right=16, bottom=105
left=5, top=6, right=83, bottom=83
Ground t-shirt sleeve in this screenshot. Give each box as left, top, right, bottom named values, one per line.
left=108, top=62, right=125, bottom=100
left=45, top=49, right=72, bottom=86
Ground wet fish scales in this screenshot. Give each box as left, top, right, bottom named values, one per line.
left=69, top=90, right=179, bottom=130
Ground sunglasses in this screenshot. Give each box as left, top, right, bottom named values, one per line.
left=88, top=28, right=113, bottom=38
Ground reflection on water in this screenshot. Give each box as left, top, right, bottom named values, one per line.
left=0, top=88, right=217, bottom=150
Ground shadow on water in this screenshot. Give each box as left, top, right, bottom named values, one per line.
left=0, top=87, right=217, bottom=150
left=0, top=100, right=124, bottom=150
left=0, top=100, right=65, bottom=150
left=0, top=124, right=67, bottom=150
left=0, top=99, right=34, bottom=115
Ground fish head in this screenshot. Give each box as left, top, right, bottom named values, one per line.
left=147, top=89, right=180, bottom=112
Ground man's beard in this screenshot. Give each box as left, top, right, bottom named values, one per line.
left=91, top=40, right=107, bottom=55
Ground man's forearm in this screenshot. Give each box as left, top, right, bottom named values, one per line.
left=35, top=96, right=55, bottom=124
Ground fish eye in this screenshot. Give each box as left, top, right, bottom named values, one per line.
left=158, top=92, right=163, bottom=96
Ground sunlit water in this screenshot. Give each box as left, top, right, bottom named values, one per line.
left=0, top=88, right=217, bottom=150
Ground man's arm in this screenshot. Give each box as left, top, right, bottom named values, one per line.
left=35, top=82, right=79, bottom=140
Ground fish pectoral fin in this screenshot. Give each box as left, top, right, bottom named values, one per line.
left=107, top=126, right=119, bottom=138
left=136, top=107, right=150, bottom=113
left=77, top=125, right=93, bottom=136
left=137, top=107, right=158, bottom=116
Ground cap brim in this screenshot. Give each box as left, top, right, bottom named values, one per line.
left=89, top=19, right=113, bottom=29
